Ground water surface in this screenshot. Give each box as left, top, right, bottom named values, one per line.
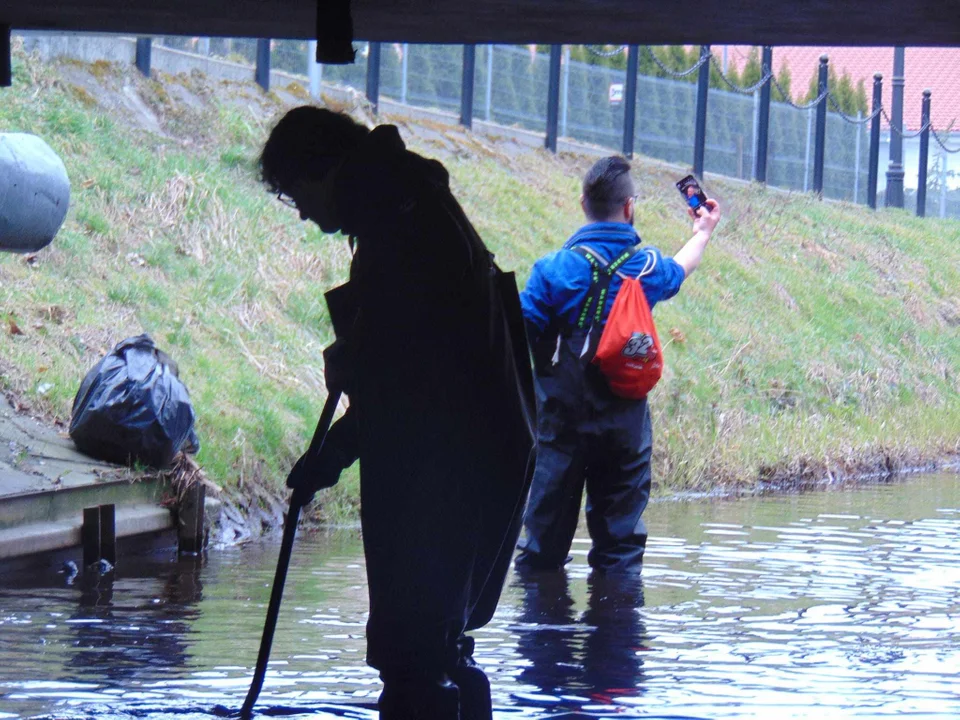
left=2, top=472, right=959, bottom=719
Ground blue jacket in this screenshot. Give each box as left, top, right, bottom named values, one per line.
left=521, top=222, right=686, bottom=343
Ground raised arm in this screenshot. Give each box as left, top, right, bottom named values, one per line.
left=673, top=199, right=722, bottom=278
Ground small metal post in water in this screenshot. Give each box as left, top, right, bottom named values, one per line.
left=812, top=54, right=828, bottom=197
left=916, top=90, right=931, bottom=217
left=867, top=73, right=883, bottom=209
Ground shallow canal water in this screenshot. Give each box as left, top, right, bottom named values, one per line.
left=1, top=472, right=959, bottom=720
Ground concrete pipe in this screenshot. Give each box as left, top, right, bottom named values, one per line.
left=0, top=133, right=70, bottom=253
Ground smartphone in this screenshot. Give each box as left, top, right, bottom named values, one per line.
left=676, top=175, right=708, bottom=215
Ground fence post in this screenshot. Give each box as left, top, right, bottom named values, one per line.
left=135, top=37, right=153, bottom=78
left=693, top=45, right=710, bottom=178
left=366, top=42, right=381, bottom=113
left=197, top=37, right=211, bottom=56
left=485, top=45, right=494, bottom=121
left=755, top=45, right=773, bottom=183
left=1, top=25, right=11, bottom=87
left=941, top=143, right=950, bottom=218
left=401, top=43, right=409, bottom=104
left=255, top=39, right=270, bottom=91
left=916, top=89, right=931, bottom=217
left=867, top=73, right=883, bottom=209
left=623, top=45, right=639, bottom=158
left=307, top=41, right=322, bottom=98
left=561, top=45, right=570, bottom=138
left=812, top=54, right=828, bottom=197
left=545, top=44, right=562, bottom=153
left=460, top=45, right=476, bottom=129
left=854, top=111, right=863, bottom=201
left=885, top=46, right=906, bottom=208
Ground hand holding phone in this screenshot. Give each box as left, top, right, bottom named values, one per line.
left=676, top=175, right=708, bottom=216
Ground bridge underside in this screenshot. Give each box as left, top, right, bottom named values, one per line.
left=4, top=0, right=959, bottom=46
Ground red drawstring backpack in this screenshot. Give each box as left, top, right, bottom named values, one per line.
left=572, top=245, right=663, bottom=399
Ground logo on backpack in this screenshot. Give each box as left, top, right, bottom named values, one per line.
left=621, top=332, right=655, bottom=360
left=573, top=244, right=664, bottom=400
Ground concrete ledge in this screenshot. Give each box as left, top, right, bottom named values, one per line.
left=0, top=503, right=173, bottom=559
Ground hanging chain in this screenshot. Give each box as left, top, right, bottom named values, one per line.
left=825, top=94, right=882, bottom=124
left=583, top=45, right=627, bottom=58
left=707, top=55, right=772, bottom=95
left=931, top=127, right=960, bottom=153
left=643, top=45, right=710, bottom=78
left=767, top=72, right=828, bottom=110
left=881, top=108, right=932, bottom=138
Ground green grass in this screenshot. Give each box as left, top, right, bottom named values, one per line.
left=1, top=48, right=958, bottom=524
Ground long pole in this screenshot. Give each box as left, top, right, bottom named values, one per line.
left=234, top=391, right=342, bottom=719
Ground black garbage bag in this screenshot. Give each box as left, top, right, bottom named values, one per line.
left=69, top=334, right=200, bottom=469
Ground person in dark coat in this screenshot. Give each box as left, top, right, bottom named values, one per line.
left=258, top=106, right=536, bottom=720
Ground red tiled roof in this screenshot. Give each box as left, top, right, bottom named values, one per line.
left=714, top=46, right=960, bottom=132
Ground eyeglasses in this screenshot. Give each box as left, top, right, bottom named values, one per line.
left=277, top=191, right=298, bottom=209
left=624, top=193, right=640, bottom=206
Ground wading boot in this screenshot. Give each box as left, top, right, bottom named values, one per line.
left=378, top=672, right=460, bottom=720
left=448, top=637, right=492, bottom=720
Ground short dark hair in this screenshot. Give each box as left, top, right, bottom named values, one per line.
left=582, top=156, right=635, bottom=220
left=259, top=106, right=370, bottom=195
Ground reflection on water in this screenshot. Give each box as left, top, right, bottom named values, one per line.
left=1, top=473, right=958, bottom=719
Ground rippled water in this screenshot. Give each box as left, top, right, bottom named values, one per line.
left=1, top=472, right=959, bottom=719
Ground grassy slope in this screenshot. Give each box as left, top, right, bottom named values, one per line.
left=1, top=49, right=958, bottom=524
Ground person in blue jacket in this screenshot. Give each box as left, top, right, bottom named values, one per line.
left=516, top=156, right=721, bottom=573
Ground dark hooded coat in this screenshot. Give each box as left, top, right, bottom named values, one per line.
left=316, top=124, right=536, bottom=673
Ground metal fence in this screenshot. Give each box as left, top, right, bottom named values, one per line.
left=45, top=35, right=960, bottom=220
